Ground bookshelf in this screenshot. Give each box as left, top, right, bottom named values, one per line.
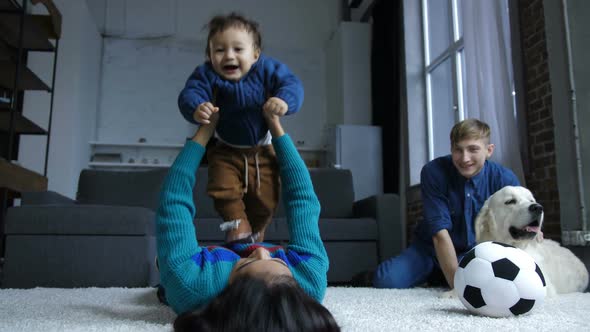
left=0, top=0, right=61, bottom=257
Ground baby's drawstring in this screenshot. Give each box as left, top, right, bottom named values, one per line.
left=242, top=151, right=261, bottom=194
left=242, top=154, right=248, bottom=193
left=254, top=152, right=260, bottom=193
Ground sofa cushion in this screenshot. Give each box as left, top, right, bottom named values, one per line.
left=76, top=167, right=354, bottom=219
left=193, top=217, right=225, bottom=241
left=77, top=168, right=169, bottom=210
left=191, top=217, right=378, bottom=243
left=265, top=217, right=378, bottom=241
left=5, top=205, right=155, bottom=235
left=318, top=218, right=378, bottom=240
left=191, top=218, right=293, bottom=243
left=2, top=234, right=157, bottom=288
left=310, top=169, right=355, bottom=218
left=275, top=168, right=355, bottom=218
left=192, top=167, right=218, bottom=218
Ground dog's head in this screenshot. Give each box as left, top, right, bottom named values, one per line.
left=475, top=186, right=544, bottom=245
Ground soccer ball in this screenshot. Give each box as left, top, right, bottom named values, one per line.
left=454, top=241, right=546, bottom=317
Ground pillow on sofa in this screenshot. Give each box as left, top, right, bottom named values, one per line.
left=77, top=169, right=169, bottom=210
left=275, top=168, right=355, bottom=218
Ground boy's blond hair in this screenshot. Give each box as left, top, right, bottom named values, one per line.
left=450, top=118, right=491, bottom=147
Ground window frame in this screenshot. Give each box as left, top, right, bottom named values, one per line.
left=421, top=0, right=465, bottom=160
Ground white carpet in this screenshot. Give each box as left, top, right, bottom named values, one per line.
left=0, top=287, right=589, bottom=332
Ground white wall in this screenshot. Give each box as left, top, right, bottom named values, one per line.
left=16, top=0, right=373, bottom=197
left=91, top=0, right=342, bottom=150
left=19, top=0, right=102, bottom=198
left=326, top=22, right=373, bottom=126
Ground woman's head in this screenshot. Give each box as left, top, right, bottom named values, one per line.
left=229, top=246, right=293, bottom=283
left=204, top=12, right=262, bottom=82
left=174, top=275, right=340, bottom=332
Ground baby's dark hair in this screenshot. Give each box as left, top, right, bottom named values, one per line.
left=174, top=275, right=340, bottom=332
left=204, top=12, right=262, bottom=58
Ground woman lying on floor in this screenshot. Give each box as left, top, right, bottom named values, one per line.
left=155, top=108, right=339, bottom=332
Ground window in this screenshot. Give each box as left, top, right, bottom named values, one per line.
left=404, top=0, right=523, bottom=187
left=422, top=0, right=465, bottom=160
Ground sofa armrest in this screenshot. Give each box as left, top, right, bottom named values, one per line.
left=21, top=191, right=76, bottom=205
left=353, top=194, right=404, bottom=262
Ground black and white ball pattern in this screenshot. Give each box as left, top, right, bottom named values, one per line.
left=454, top=241, right=546, bottom=317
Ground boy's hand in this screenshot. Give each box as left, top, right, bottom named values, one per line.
left=194, top=102, right=219, bottom=124
left=263, top=97, right=288, bottom=117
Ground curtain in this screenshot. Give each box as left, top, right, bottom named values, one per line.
left=463, top=0, right=525, bottom=184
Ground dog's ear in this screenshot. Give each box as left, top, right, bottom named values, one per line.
left=475, top=201, right=494, bottom=242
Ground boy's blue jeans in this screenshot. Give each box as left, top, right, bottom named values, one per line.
left=373, top=241, right=465, bottom=288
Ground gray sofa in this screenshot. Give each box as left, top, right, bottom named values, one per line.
left=2, top=167, right=402, bottom=288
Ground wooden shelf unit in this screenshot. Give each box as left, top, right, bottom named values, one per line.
left=0, top=13, right=56, bottom=51
left=0, top=0, right=61, bottom=257
left=0, top=111, right=47, bottom=134
left=0, top=157, right=47, bottom=192
left=0, top=0, right=61, bottom=171
left=0, top=61, right=51, bottom=91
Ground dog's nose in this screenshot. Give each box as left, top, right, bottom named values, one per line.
left=529, top=203, right=543, bottom=214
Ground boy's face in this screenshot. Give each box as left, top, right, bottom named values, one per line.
left=208, top=27, right=260, bottom=82
left=451, top=138, right=495, bottom=179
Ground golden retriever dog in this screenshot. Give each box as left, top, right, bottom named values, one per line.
left=475, top=185, right=589, bottom=296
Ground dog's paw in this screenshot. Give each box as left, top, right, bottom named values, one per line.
left=440, top=289, right=457, bottom=299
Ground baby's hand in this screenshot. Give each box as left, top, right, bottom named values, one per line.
left=194, top=102, right=219, bottom=124
left=263, top=97, right=288, bottom=117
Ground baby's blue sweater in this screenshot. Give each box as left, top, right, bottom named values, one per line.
left=178, top=54, right=304, bottom=146
left=156, top=134, right=328, bottom=314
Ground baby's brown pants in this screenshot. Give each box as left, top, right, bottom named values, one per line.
left=206, top=142, right=280, bottom=242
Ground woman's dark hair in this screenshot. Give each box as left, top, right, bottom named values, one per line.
left=204, top=12, right=262, bottom=58
left=174, top=275, right=340, bottom=332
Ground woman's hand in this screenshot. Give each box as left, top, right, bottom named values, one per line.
left=191, top=108, right=219, bottom=147
left=263, top=107, right=284, bottom=138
